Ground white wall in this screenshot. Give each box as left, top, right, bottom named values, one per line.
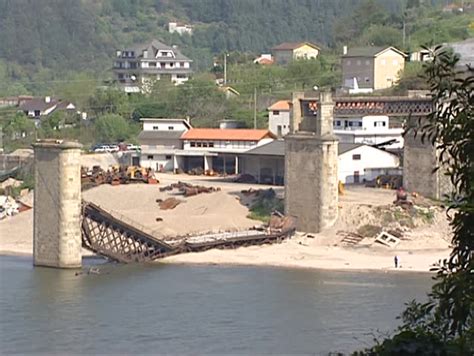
left=142, top=120, right=188, bottom=131
left=335, top=130, right=404, bottom=149
left=268, top=110, right=291, bottom=136
left=141, top=154, right=174, bottom=171
left=338, top=145, right=400, bottom=184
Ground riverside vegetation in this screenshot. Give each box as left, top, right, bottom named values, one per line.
left=354, top=47, right=473, bottom=355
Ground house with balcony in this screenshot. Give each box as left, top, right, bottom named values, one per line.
left=113, top=40, right=193, bottom=93
left=271, top=42, right=320, bottom=65
left=268, top=100, right=292, bottom=137
left=341, top=46, right=406, bottom=92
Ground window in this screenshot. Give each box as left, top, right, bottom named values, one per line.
left=208, top=142, right=214, bottom=148
left=165, top=155, right=172, bottom=160
left=352, top=154, right=361, bottom=160
left=358, top=122, right=362, bottom=127
left=365, top=77, right=370, bottom=83
left=150, top=62, right=157, bottom=67
left=147, top=155, right=153, bottom=160
left=160, top=62, right=166, bottom=68
left=196, top=142, right=202, bottom=147
left=175, top=62, right=180, bottom=68
left=190, top=142, right=196, bottom=147
left=168, top=126, right=174, bottom=130
left=277, top=125, right=282, bottom=136
left=273, top=110, right=280, bottom=115
left=153, top=126, right=159, bottom=130
left=169, top=62, right=174, bottom=67
left=177, top=74, right=187, bottom=79
left=202, top=142, right=208, bottom=148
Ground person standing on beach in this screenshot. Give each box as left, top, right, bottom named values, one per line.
left=394, top=255, right=399, bottom=268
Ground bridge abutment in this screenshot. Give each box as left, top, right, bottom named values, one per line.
left=33, top=140, right=83, bottom=268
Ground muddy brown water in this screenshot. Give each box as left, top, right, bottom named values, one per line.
left=0, top=255, right=432, bottom=354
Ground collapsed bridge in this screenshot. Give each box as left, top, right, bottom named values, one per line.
left=81, top=201, right=296, bottom=263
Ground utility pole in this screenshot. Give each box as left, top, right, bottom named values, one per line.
left=402, top=20, right=406, bottom=48
left=223, top=53, right=228, bottom=85
left=253, top=87, right=257, bottom=129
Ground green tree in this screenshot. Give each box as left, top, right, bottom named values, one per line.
left=2, top=112, right=35, bottom=139
left=357, top=46, right=473, bottom=355
left=88, top=88, right=130, bottom=117
left=94, top=113, right=136, bottom=143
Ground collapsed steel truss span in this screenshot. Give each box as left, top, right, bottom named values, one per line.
left=82, top=202, right=176, bottom=263
left=81, top=201, right=297, bottom=263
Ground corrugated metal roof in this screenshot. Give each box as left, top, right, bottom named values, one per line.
left=241, top=141, right=365, bottom=157
left=138, top=130, right=184, bottom=140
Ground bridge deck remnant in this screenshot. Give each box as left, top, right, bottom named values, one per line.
left=302, top=96, right=433, bottom=117
left=81, top=201, right=296, bottom=263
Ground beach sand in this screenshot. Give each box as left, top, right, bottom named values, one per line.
left=0, top=174, right=452, bottom=272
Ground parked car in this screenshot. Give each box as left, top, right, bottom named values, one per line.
left=108, top=144, right=119, bottom=152
left=126, top=144, right=140, bottom=151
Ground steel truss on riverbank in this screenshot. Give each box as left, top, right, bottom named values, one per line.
left=81, top=201, right=296, bottom=263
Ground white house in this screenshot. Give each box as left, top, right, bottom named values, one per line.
left=113, top=40, right=193, bottom=92
left=168, top=22, right=193, bottom=35
left=334, top=115, right=404, bottom=149
left=238, top=140, right=400, bottom=185
left=138, top=122, right=276, bottom=174
left=268, top=100, right=292, bottom=137
left=138, top=118, right=191, bottom=171
left=338, top=143, right=400, bottom=184
left=179, top=128, right=276, bottom=174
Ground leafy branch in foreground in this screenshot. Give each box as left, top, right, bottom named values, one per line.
left=354, top=46, right=473, bottom=355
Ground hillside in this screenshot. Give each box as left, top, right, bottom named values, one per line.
left=2, top=0, right=472, bottom=96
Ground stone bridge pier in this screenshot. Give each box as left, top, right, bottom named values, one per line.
left=33, top=140, right=83, bottom=268
left=285, top=91, right=339, bottom=233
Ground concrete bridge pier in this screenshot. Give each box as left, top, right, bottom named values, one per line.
left=33, top=140, right=83, bottom=268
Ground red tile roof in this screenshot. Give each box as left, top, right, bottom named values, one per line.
left=181, top=129, right=276, bottom=141
left=268, top=100, right=291, bottom=111
left=255, top=57, right=274, bottom=65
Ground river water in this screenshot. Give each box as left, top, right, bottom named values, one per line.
left=0, top=256, right=433, bottom=355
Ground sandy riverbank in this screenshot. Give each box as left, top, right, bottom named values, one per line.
left=0, top=174, right=452, bottom=272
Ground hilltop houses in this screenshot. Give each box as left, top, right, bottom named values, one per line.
left=341, top=46, right=406, bottom=92
left=271, top=42, right=320, bottom=65
left=113, top=39, right=192, bottom=92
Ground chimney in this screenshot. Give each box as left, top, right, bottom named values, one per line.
left=343, top=46, right=348, bottom=55
left=45, top=96, right=51, bottom=103
left=143, top=50, right=148, bottom=58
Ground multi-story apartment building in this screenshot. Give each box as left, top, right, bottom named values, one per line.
left=341, top=46, right=406, bottom=91
left=113, top=40, right=192, bottom=92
